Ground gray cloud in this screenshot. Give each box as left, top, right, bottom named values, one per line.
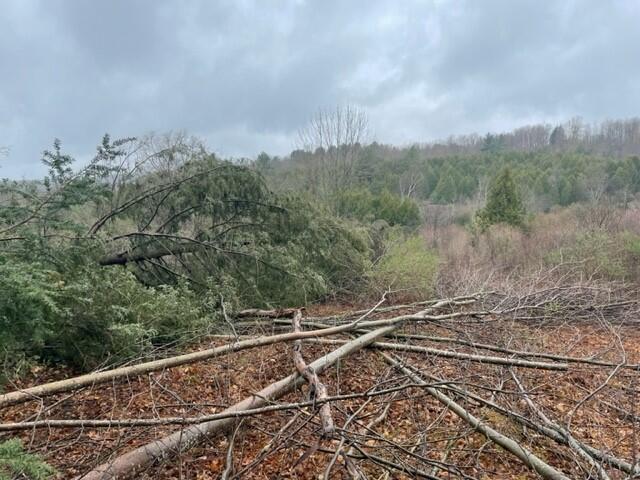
left=1, top=0, right=639, bottom=177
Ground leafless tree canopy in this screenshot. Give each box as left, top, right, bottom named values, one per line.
left=298, top=105, right=369, bottom=197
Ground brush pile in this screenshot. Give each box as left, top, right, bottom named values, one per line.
left=1, top=283, right=639, bottom=479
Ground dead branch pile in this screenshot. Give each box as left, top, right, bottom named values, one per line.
left=1, top=284, right=639, bottom=479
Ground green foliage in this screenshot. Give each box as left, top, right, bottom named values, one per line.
left=0, top=260, right=211, bottom=375
left=546, top=232, right=634, bottom=280
left=0, top=136, right=376, bottom=376
left=0, top=439, right=56, bottom=480
left=369, top=234, right=438, bottom=300
left=334, top=188, right=420, bottom=226
left=476, top=167, right=526, bottom=230
left=51, top=267, right=210, bottom=370
left=268, top=143, right=640, bottom=209
left=238, top=196, right=372, bottom=305
left=0, top=260, right=60, bottom=376
left=431, top=173, right=458, bottom=203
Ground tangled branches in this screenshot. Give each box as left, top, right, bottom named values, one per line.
left=0, top=285, right=638, bottom=479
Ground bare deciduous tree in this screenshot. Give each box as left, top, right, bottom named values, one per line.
left=298, top=105, right=369, bottom=198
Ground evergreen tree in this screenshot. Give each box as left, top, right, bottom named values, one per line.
left=476, top=167, right=525, bottom=229
left=431, top=173, right=457, bottom=203
left=549, top=125, right=567, bottom=148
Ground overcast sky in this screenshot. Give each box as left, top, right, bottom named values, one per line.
left=1, top=0, right=639, bottom=178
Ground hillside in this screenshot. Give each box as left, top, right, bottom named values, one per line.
left=1, top=131, right=640, bottom=479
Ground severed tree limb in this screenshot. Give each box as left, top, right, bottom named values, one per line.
left=235, top=293, right=479, bottom=322
left=403, top=361, right=640, bottom=477
left=0, top=301, right=418, bottom=410
left=391, top=333, right=640, bottom=369
left=220, top=420, right=243, bottom=480
left=230, top=412, right=305, bottom=479
left=341, top=383, right=400, bottom=480
left=323, top=398, right=371, bottom=480
left=307, top=338, right=568, bottom=370
left=509, top=370, right=611, bottom=480
left=75, top=324, right=404, bottom=480
left=75, top=296, right=463, bottom=480
left=0, top=383, right=435, bottom=431
left=290, top=439, right=440, bottom=480
left=5, top=292, right=456, bottom=409
left=382, top=353, right=573, bottom=480
left=235, top=308, right=298, bottom=319
left=292, top=309, right=334, bottom=435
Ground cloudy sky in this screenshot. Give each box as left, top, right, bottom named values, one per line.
left=1, top=0, right=639, bottom=178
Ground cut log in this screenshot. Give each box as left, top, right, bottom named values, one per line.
left=292, top=310, right=334, bottom=434
left=308, top=339, right=569, bottom=370
left=391, top=333, right=639, bottom=369
left=76, top=324, right=400, bottom=480
left=510, top=370, right=611, bottom=480
left=235, top=308, right=298, bottom=318
left=401, top=360, right=640, bottom=477
left=0, top=320, right=388, bottom=409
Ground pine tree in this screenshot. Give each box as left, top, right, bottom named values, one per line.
left=431, top=173, right=457, bottom=203
left=549, top=125, right=567, bottom=148
left=476, top=167, right=525, bottom=230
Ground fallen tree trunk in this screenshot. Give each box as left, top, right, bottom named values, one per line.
left=0, top=382, right=432, bottom=432
left=235, top=294, right=480, bottom=321
left=308, top=339, right=569, bottom=370
left=76, top=324, right=401, bottom=480
left=510, top=370, right=611, bottom=480
left=0, top=320, right=384, bottom=409
left=392, top=333, right=639, bottom=369
left=2, top=295, right=475, bottom=410
left=382, top=353, right=572, bottom=480
left=235, top=308, right=298, bottom=318
left=403, top=361, right=640, bottom=477
left=76, top=298, right=468, bottom=479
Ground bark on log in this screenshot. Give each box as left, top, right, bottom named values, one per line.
left=0, top=383, right=431, bottom=432
left=236, top=308, right=298, bottom=318
left=510, top=370, right=611, bottom=480
left=4, top=295, right=475, bottom=409
left=308, top=339, right=568, bottom=370
left=76, top=324, right=400, bottom=480
left=402, top=361, right=640, bottom=477
left=0, top=320, right=392, bottom=409
left=292, top=310, right=334, bottom=435
left=392, top=333, right=639, bottom=369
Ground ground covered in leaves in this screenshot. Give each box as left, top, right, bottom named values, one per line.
left=2, top=301, right=639, bottom=479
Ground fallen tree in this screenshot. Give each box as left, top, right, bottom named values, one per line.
left=76, top=324, right=401, bottom=479
left=307, top=338, right=570, bottom=370
left=0, top=295, right=475, bottom=409
left=75, top=297, right=466, bottom=479
left=2, top=289, right=638, bottom=479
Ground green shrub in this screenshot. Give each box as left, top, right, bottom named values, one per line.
left=546, top=232, right=629, bottom=280
left=369, top=234, right=438, bottom=300
left=476, top=167, right=526, bottom=231
left=0, top=260, right=60, bottom=377
left=0, top=439, right=56, bottom=480
left=0, top=260, right=211, bottom=376
left=334, top=188, right=421, bottom=226
left=50, top=267, right=210, bottom=370
left=246, top=198, right=372, bottom=305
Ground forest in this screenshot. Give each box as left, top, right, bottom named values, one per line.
left=1, top=112, right=640, bottom=479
